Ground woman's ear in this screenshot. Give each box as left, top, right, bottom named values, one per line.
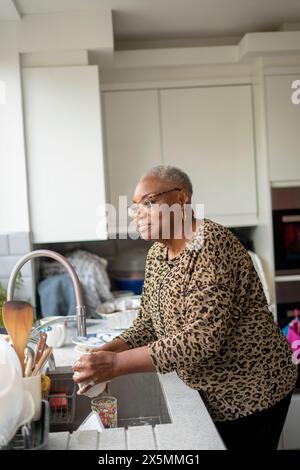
left=180, top=190, right=190, bottom=205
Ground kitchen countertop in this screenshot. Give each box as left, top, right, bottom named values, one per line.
left=48, top=322, right=225, bottom=450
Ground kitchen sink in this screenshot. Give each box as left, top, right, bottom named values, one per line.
left=48, top=367, right=171, bottom=433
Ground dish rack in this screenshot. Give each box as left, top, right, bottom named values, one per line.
left=1, top=400, right=49, bottom=450
left=47, top=371, right=76, bottom=426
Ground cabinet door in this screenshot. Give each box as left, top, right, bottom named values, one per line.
left=103, top=90, right=162, bottom=233
left=281, top=393, right=300, bottom=449
left=266, top=74, right=300, bottom=183
left=22, top=66, right=107, bottom=243
left=160, top=85, right=257, bottom=226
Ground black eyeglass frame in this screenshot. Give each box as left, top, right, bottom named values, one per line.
left=128, top=188, right=182, bottom=217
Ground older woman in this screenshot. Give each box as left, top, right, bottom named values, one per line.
left=73, top=165, right=297, bottom=450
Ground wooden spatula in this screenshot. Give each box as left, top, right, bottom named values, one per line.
left=2, top=301, right=34, bottom=376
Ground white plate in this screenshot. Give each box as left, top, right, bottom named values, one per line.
left=99, top=330, right=125, bottom=342
left=72, top=330, right=124, bottom=348
left=72, top=336, right=105, bottom=348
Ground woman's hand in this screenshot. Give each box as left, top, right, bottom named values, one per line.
left=72, top=350, right=118, bottom=395
left=72, top=345, right=156, bottom=395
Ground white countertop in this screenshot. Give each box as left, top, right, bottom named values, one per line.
left=48, top=321, right=225, bottom=450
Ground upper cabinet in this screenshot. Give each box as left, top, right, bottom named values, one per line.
left=159, top=85, right=258, bottom=226
left=266, top=74, right=300, bottom=184
left=22, top=66, right=107, bottom=243
left=103, top=85, right=258, bottom=229
left=103, top=90, right=162, bottom=232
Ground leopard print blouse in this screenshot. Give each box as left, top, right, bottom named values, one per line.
left=117, top=219, right=297, bottom=422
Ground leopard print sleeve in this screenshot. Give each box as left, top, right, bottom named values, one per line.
left=147, top=226, right=236, bottom=374
left=115, top=245, right=158, bottom=349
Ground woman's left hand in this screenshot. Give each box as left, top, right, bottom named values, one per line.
left=72, top=350, right=118, bottom=394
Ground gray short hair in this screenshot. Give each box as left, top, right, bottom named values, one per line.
left=143, top=165, right=193, bottom=197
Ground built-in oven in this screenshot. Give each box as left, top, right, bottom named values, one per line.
left=275, top=276, right=300, bottom=329
left=272, top=187, right=300, bottom=275
left=273, top=210, right=300, bottom=273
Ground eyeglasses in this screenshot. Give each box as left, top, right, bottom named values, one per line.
left=128, top=188, right=182, bottom=218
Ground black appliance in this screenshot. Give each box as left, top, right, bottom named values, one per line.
left=272, top=187, right=300, bottom=275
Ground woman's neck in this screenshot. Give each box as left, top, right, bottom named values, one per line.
left=162, top=218, right=198, bottom=261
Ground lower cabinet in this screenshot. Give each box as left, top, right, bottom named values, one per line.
left=281, top=392, right=300, bottom=449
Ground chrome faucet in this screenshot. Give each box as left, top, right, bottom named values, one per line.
left=7, top=249, right=87, bottom=338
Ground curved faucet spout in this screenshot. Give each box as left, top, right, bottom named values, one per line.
left=7, top=249, right=87, bottom=337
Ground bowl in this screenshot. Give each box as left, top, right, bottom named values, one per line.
left=98, top=310, right=138, bottom=330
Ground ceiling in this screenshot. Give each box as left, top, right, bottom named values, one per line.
left=8, top=0, right=300, bottom=45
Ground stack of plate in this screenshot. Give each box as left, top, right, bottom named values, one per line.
left=95, top=294, right=140, bottom=330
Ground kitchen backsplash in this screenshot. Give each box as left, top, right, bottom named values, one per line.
left=0, top=227, right=255, bottom=310
left=34, top=237, right=152, bottom=289
left=0, top=232, right=35, bottom=305
left=0, top=226, right=256, bottom=314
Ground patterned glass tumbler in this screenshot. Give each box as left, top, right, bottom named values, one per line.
left=91, top=396, right=118, bottom=428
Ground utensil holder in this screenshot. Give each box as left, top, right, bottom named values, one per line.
left=23, top=375, right=42, bottom=422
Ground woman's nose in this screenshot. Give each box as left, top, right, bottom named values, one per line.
left=135, top=206, right=148, bottom=224
left=136, top=204, right=145, bottom=218
left=134, top=206, right=142, bottom=223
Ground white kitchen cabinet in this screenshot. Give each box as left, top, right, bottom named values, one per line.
left=266, top=74, right=300, bottom=183
left=281, top=392, right=300, bottom=449
left=103, top=90, right=162, bottom=233
left=159, top=85, right=258, bottom=226
left=22, top=65, right=107, bottom=243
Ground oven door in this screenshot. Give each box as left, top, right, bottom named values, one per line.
left=273, top=209, right=300, bottom=273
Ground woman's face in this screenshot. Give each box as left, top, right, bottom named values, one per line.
left=132, top=176, right=188, bottom=241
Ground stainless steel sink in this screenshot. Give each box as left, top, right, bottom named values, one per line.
left=48, top=367, right=171, bottom=433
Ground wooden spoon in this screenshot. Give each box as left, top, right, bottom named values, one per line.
left=2, top=301, right=34, bottom=376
